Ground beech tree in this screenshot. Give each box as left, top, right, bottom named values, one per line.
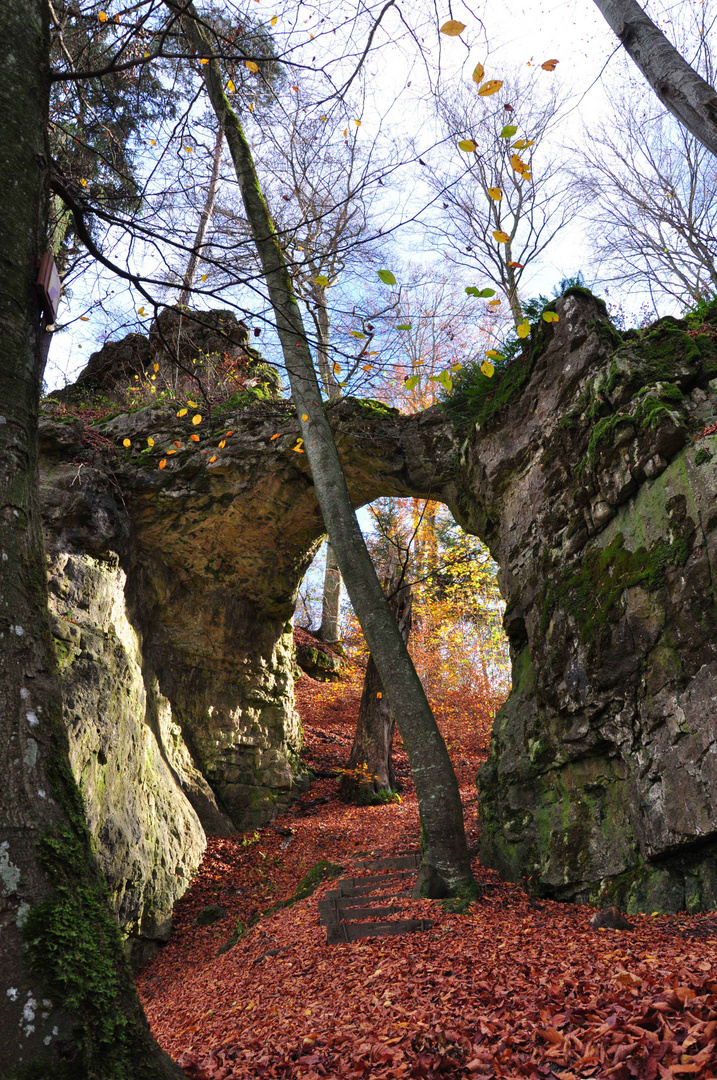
left=166, top=0, right=476, bottom=899
left=250, top=98, right=392, bottom=644
left=0, top=3, right=183, bottom=1076
left=591, top=0, right=717, bottom=159
left=427, top=76, right=576, bottom=328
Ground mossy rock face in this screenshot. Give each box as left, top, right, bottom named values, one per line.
left=463, top=293, right=717, bottom=911
left=39, top=295, right=717, bottom=927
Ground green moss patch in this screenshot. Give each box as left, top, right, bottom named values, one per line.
left=542, top=528, right=693, bottom=652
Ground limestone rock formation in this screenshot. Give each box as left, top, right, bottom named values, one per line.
left=454, top=291, right=717, bottom=913
left=40, top=292, right=717, bottom=934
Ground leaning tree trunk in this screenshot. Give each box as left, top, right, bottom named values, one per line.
left=0, top=5, right=183, bottom=1076
left=591, top=0, right=717, bottom=158
left=169, top=0, right=475, bottom=898
left=342, top=557, right=412, bottom=804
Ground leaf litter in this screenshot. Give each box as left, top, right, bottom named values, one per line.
left=137, top=662, right=717, bottom=1079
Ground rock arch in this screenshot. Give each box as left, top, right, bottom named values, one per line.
left=40, top=289, right=717, bottom=956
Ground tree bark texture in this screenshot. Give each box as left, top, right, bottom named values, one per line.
left=319, top=541, right=342, bottom=644
left=0, top=3, right=182, bottom=1075
left=341, top=559, right=412, bottom=804
left=592, top=0, right=717, bottom=157
left=169, top=0, right=475, bottom=896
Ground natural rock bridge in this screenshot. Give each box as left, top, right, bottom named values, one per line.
left=40, top=290, right=717, bottom=958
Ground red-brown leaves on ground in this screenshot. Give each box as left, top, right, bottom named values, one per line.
left=137, top=667, right=717, bottom=1079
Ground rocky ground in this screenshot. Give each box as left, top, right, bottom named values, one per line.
left=136, top=664, right=717, bottom=1079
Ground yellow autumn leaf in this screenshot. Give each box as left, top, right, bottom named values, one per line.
left=510, top=153, right=527, bottom=173
left=517, top=321, right=530, bottom=338
left=147, top=437, right=155, bottom=447
left=218, top=440, right=226, bottom=449
left=270, top=433, right=281, bottom=441
left=209, top=455, right=217, bottom=463
left=478, top=79, right=503, bottom=96
left=271, top=15, right=278, bottom=25
left=166, top=449, right=176, bottom=455
left=493, top=230, right=510, bottom=243
left=440, top=19, right=466, bottom=35
left=159, top=458, right=167, bottom=469
left=485, top=350, right=501, bottom=358
left=488, top=299, right=501, bottom=307
left=123, top=438, right=131, bottom=448
left=187, top=400, right=197, bottom=407
left=192, top=414, right=202, bottom=425
left=293, top=438, right=304, bottom=453
left=472, top=63, right=485, bottom=84
left=245, top=60, right=259, bottom=73
left=80, top=178, right=87, bottom=187
left=480, top=360, right=495, bottom=377
left=150, top=139, right=156, bottom=146
left=512, top=138, right=535, bottom=150
left=153, top=363, right=159, bottom=372
left=301, top=413, right=309, bottom=421
left=190, top=433, right=200, bottom=443
left=488, top=186, right=502, bottom=200
left=376, top=692, right=383, bottom=699
left=354, top=119, right=361, bottom=126
left=542, top=310, right=560, bottom=323
left=98, top=11, right=108, bottom=21
left=332, top=362, right=341, bottom=374
left=200, top=58, right=209, bottom=65
left=227, top=79, right=235, bottom=92
left=138, top=306, right=146, bottom=315
left=458, top=139, right=476, bottom=152
left=201, top=274, right=207, bottom=281
left=177, top=408, right=188, bottom=417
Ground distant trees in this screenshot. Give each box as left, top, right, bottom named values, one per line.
left=427, top=74, right=579, bottom=327
left=575, top=1, right=717, bottom=309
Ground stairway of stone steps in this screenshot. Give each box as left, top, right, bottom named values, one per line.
left=319, top=851, right=434, bottom=945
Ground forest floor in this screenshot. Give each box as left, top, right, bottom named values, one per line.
left=137, top=663, right=717, bottom=1080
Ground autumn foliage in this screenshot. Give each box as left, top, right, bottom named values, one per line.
left=137, top=663, right=717, bottom=1080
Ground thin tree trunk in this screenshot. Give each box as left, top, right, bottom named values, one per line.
left=320, top=541, right=342, bottom=644
left=592, top=0, right=717, bottom=157
left=178, top=125, right=224, bottom=307
left=170, top=0, right=475, bottom=897
left=0, top=5, right=183, bottom=1074
left=314, top=296, right=344, bottom=644
left=342, top=554, right=412, bottom=804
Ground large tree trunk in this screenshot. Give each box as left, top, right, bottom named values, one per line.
left=0, top=5, right=182, bottom=1075
left=342, top=556, right=412, bottom=804
left=592, top=0, right=717, bottom=157
left=169, top=0, right=475, bottom=898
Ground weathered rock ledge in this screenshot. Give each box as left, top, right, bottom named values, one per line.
left=41, top=293, right=717, bottom=943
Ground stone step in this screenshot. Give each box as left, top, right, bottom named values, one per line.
left=325, top=870, right=414, bottom=899
left=354, top=853, right=421, bottom=871
left=326, top=918, right=433, bottom=945
left=318, top=902, right=401, bottom=926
